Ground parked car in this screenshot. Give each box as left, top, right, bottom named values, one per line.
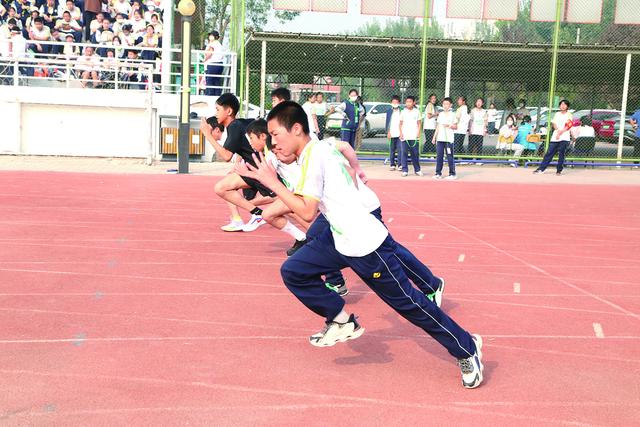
left=571, top=109, right=621, bottom=141
left=325, top=102, right=393, bottom=137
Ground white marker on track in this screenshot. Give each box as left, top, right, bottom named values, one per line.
left=418, top=233, right=425, bottom=240
left=513, top=283, right=521, bottom=294
left=458, top=254, right=465, bottom=262
left=388, top=217, right=394, bottom=223
left=593, top=323, right=605, bottom=338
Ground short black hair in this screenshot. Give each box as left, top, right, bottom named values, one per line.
left=522, top=115, right=531, bottom=124
left=315, top=92, right=324, bottom=97
left=391, top=95, right=400, bottom=102
left=270, top=87, right=291, bottom=102
left=34, top=17, right=43, bottom=23
left=209, top=31, right=220, bottom=39
left=442, top=97, right=453, bottom=104
left=458, top=96, right=467, bottom=104
left=348, top=89, right=358, bottom=95
left=266, top=101, right=310, bottom=136
left=102, top=16, right=111, bottom=22
left=559, top=99, right=571, bottom=108
left=206, top=116, right=224, bottom=132
left=580, top=115, right=592, bottom=127
left=246, top=119, right=272, bottom=149
left=63, top=10, right=70, bottom=15
left=406, top=95, right=416, bottom=102
left=216, top=93, right=240, bottom=116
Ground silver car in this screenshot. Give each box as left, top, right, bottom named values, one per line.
left=325, top=102, right=393, bottom=137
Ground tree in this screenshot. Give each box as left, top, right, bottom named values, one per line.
left=191, top=0, right=298, bottom=45
left=352, top=17, right=444, bottom=39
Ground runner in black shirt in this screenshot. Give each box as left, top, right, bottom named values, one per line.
left=203, top=94, right=273, bottom=232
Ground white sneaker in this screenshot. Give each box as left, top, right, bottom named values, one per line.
left=309, top=314, right=365, bottom=347
left=401, top=172, right=408, bottom=177
left=432, top=174, right=443, bottom=180
left=389, top=165, right=396, bottom=171
left=458, top=334, right=484, bottom=389
left=242, top=214, right=266, bottom=232
left=445, top=175, right=458, bottom=180
left=220, top=220, right=245, bottom=232
left=426, top=277, right=445, bottom=308
left=415, top=171, right=424, bottom=177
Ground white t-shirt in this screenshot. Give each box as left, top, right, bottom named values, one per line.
left=423, top=103, right=437, bottom=130
left=113, top=0, right=132, bottom=15
left=573, top=125, right=595, bottom=139
left=487, top=108, right=498, bottom=123
left=469, top=108, right=487, bottom=136
left=314, top=101, right=327, bottom=116
left=388, top=108, right=401, bottom=138
left=264, top=149, right=301, bottom=192
left=552, top=111, right=573, bottom=142
left=302, top=102, right=317, bottom=134
left=295, top=140, right=388, bottom=257
left=76, top=54, right=100, bottom=71
left=436, top=110, right=455, bottom=143
left=455, top=105, right=469, bottom=135
left=400, top=107, right=420, bottom=140
left=205, top=40, right=224, bottom=64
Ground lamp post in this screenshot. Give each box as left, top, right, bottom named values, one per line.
left=177, top=0, right=195, bottom=174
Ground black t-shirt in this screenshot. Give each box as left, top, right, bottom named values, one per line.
left=223, top=119, right=258, bottom=167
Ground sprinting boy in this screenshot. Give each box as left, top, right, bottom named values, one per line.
left=399, top=95, right=422, bottom=177
left=385, top=95, right=402, bottom=171
left=203, top=93, right=271, bottom=232
left=432, top=97, right=457, bottom=180
left=239, top=101, right=484, bottom=389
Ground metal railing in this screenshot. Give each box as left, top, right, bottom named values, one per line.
left=0, top=41, right=237, bottom=95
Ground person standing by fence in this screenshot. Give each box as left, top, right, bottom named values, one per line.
left=386, top=95, right=402, bottom=171
left=534, top=100, right=573, bottom=175
left=334, top=89, right=365, bottom=148
left=422, top=93, right=438, bottom=154
left=399, top=95, right=422, bottom=177
left=204, top=31, right=224, bottom=96
left=468, top=98, right=487, bottom=161
left=454, top=96, right=469, bottom=155
left=630, top=106, right=640, bottom=164
left=314, top=92, right=327, bottom=140
left=433, top=97, right=457, bottom=180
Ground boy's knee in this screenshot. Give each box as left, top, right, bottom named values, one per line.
left=280, top=259, right=297, bottom=284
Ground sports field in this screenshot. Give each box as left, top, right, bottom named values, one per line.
left=1, top=160, right=639, bottom=426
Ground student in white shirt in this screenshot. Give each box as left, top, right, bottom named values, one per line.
left=422, top=93, right=438, bottom=154
left=385, top=95, right=402, bottom=170
left=468, top=98, right=488, bottom=159
left=432, top=97, right=457, bottom=180
left=487, top=103, right=498, bottom=134
left=75, top=45, right=101, bottom=87
left=454, top=96, right=469, bottom=155
left=236, top=101, right=484, bottom=389
left=204, top=30, right=224, bottom=96
left=399, top=95, right=422, bottom=176
left=302, top=93, right=318, bottom=138
left=313, top=92, right=327, bottom=140
left=534, top=100, right=573, bottom=175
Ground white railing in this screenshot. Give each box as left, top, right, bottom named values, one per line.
left=0, top=41, right=237, bottom=94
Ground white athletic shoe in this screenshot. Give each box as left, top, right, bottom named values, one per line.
left=415, top=171, right=424, bottom=177
left=242, top=214, right=266, bottom=232
left=432, top=174, right=443, bottom=180
left=309, top=314, right=365, bottom=347
left=458, top=334, right=484, bottom=389
left=220, top=220, right=245, bottom=232
left=401, top=172, right=408, bottom=177
left=445, top=174, right=458, bottom=180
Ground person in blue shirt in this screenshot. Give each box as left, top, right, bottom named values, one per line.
left=515, top=115, right=536, bottom=154
left=630, top=108, right=640, bottom=163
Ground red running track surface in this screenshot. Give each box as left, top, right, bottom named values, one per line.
left=0, top=171, right=639, bottom=426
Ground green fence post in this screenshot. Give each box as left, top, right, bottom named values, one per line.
left=545, top=0, right=564, bottom=151
left=417, top=0, right=431, bottom=151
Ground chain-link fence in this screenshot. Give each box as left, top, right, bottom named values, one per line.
left=237, top=0, right=640, bottom=164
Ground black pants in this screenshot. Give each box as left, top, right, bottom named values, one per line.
left=633, top=136, right=640, bottom=163
left=538, top=141, right=569, bottom=173
left=422, top=129, right=435, bottom=154
left=436, top=141, right=456, bottom=176
left=468, top=134, right=484, bottom=156
left=317, top=116, right=326, bottom=140
left=454, top=133, right=466, bottom=154
left=83, top=11, right=97, bottom=42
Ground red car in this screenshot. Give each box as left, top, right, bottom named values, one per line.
left=572, top=110, right=620, bottom=141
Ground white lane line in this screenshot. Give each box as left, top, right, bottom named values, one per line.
left=458, top=254, right=465, bottom=262
left=593, top=323, right=605, bottom=338
left=513, top=283, right=521, bottom=294
left=418, top=233, right=425, bottom=240
left=388, top=217, right=394, bottom=223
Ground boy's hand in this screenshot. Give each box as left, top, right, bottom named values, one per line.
left=355, top=168, right=368, bottom=184
left=235, top=152, right=280, bottom=189
left=200, top=117, right=213, bottom=135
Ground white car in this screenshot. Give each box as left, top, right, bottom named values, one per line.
left=325, top=102, right=393, bottom=137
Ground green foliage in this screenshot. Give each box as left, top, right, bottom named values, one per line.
left=351, top=17, right=444, bottom=39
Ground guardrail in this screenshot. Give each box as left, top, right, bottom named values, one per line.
left=0, top=41, right=237, bottom=94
